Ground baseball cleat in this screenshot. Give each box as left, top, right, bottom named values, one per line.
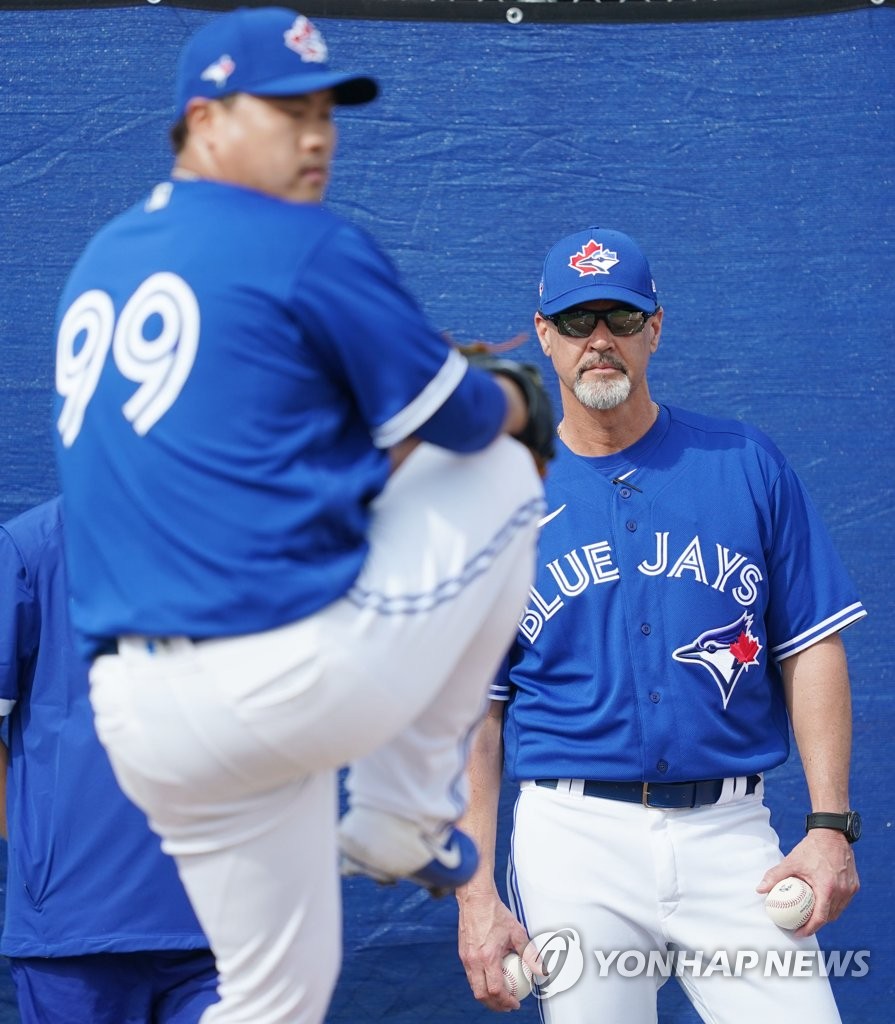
left=403, top=826, right=479, bottom=896
left=339, top=807, right=479, bottom=897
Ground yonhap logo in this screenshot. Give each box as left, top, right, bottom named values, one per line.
left=524, top=928, right=585, bottom=999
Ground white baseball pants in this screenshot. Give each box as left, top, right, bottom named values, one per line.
left=89, top=437, right=543, bottom=1024
left=509, top=782, right=843, bottom=1024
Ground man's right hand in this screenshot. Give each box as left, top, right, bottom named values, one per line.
left=457, top=888, right=538, bottom=1012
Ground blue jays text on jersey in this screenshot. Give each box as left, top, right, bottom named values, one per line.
left=492, top=405, right=866, bottom=784
left=53, top=179, right=510, bottom=656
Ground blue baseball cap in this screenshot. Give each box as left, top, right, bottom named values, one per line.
left=538, top=228, right=658, bottom=316
left=174, top=7, right=378, bottom=119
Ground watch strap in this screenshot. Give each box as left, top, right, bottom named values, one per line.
left=805, top=810, right=860, bottom=843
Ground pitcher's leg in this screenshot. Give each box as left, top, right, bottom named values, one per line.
left=91, top=654, right=342, bottom=1024
left=335, top=440, right=541, bottom=885
left=172, top=772, right=341, bottom=1024
left=342, top=528, right=537, bottom=829
left=337, top=547, right=534, bottom=888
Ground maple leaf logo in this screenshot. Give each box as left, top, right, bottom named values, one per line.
left=730, top=631, right=761, bottom=666
left=284, top=15, right=328, bottom=63
left=569, top=240, right=620, bottom=277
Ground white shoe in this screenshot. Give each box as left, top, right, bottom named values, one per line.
left=338, top=806, right=479, bottom=898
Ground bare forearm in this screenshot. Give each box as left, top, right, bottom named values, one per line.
left=456, top=702, right=532, bottom=1010
left=457, top=702, right=505, bottom=899
left=762, top=633, right=859, bottom=934
left=781, top=633, right=852, bottom=812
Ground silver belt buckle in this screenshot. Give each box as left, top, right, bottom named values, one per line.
left=642, top=782, right=653, bottom=807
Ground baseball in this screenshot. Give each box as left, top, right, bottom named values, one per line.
left=501, top=952, right=533, bottom=1000
left=764, top=876, right=815, bottom=930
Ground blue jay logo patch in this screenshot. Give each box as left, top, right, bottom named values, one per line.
left=200, top=55, right=236, bottom=88
left=568, top=240, right=620, bottom=277
left=672, top=611, right=763, bottom=709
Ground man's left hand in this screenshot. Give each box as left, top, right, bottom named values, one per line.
left=757, top=830, right=859, bottom=937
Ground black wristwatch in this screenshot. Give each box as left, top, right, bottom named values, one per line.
left=805, top=810, right=862, bottom=844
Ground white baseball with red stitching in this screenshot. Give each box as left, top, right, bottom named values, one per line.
left=501, top=952, right=533, bottom=999
left=764, top=876, right=815, bottom=930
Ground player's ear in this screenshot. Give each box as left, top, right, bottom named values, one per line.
left=183, top=97, right=218, bottom=140
left=534, top=312, right=552, bottom=357
left=648, top=306, right=663, bottom=354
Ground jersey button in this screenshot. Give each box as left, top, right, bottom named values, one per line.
left=620, top=487, right=632, bottom=499
left=649, top=691, right=661, bottom=703
left=657, top=760, right=669, bottom=773
left=640, top=623, right=651, bottom=635
left=626, top=520, right=637, bottom=532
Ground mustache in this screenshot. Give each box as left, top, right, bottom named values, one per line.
left=577, top=355, right=628, bottom=379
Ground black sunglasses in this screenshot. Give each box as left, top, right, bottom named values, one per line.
left=544, top=306, right=657, bottom=338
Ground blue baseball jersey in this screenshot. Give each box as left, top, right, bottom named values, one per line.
left=53, top=179, right=507, bottom=656
left=493, top=405, right=866, bottom=783
left=0, top=498, right=210, bottom=957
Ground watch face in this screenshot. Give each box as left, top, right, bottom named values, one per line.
left=848, top=811, right=862, bottom=841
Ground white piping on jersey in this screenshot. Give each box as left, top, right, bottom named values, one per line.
left=771, top=602, right=867, bottom=661
left=538, top=504, right=567, bottom=528
left=372, top=348, right=469, bottom=449
left=347, top=496, right=544, bottom=615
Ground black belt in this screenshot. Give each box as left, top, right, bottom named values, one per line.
left=534, top=775, right=760, bottom=809
left=95, top=636, right=205, bottom=657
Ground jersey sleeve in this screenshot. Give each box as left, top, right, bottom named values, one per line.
left=764, top=462, right=866, bottom=660
left=488, top=652, right=513, bottom=702
left=0, top=527, right=37, bottom=712
left=293, top=223, right=507, bottom=451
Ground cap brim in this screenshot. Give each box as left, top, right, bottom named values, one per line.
left=540, top=283, right=656, bottom=316
left=249, top=71, right=378, bottom=106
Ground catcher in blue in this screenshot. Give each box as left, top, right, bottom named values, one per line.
left=52, top=8, right=552, bottom=1024
left=456, top=227, right=865, bottom=1022
left=0, top=498, right=219, bottom=1023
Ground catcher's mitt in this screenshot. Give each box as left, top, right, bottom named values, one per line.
left=461, top=344, right=556, bottom=476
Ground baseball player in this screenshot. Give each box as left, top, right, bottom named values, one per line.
left=52, top=8, right=553, bottom=1024
left=0, top=497, right=219, bottom=1023
left=456, top=227, right=865, bottom=1022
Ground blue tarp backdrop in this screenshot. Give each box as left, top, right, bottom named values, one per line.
left=0, top=4, right=892, bottom=1022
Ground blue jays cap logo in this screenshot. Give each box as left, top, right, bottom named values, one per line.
left=175, top=7, right=378, bottom=120
left=672, top=611, right=763, bottom=709
left=283, top=15, right=328, bottom=64
left=200, top=54, right=236, bottom=89
left=569, top=240, right=620, bottom=277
